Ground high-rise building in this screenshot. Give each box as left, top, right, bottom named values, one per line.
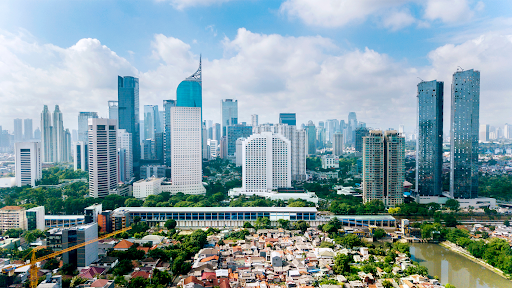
left=479, top=124, right=489, bottom=142
left=117, top=129, right=133, bottom=183
left=227, top=123, right=252, bottom=156
left=144, top=105, right=159, bottom=140
left=169, top=107, right=205, bottom=194
left=202, top=122, right=208, bottom=160
left=108, top=100, right=118, bottom=120
left=24, top=119, right=33, bottom=141
left=177, top=59, right=202, bottom=112
left=15, top=142, right=42, bottom=187
left=279, top=113, right=296, bottom=126
left=398, top=124, right=405, bottom=135
left=362, top=130, right=405, bottom=207
left=163, top=100, right=176, bottom=167
left=325, top=119, right=338, bottom=142
left=240, top=132, right=291, bottom=193
left=348, top=112, right=357, bottom=145
left=213, top=123, right=221, bottom=141
left=78, top=112, right=98, bottom=143
left=88, top=118, right=118, bottom=198
left=47, top=223, right=98, bottom=268
left=504, top=123, right=512, bottom=139
left=14, top=118, right=23, bottom=143
left=118, top=76, right=140, bottom=176
left=155, top=132, right=164, bottom=163
left=34, top=127, right=41, bottom=140
left=306, top=121, right=316, bottom=156
left=219, top=136, right=228, bottom=159
left=354, top=127, right=370, bottom=153
left=142, top=139, right=156, bottom=160
left=72, top=129, right=78, bottom=142
left=450, top=69, right=480, bottom=199
left=0, top=206, right=27, bottom=233
left=416, top=80, right=444, bottom=196
left=74, top=141, right=88, bottom=171
left=272, top=124, right=307, bottom=182
left=41, top=105, right=52, bottom=162
left=333, top=132, right=344, bottom=156
left=53, top=105, right=65, bottom=161
left=251, top=114, right=258, bottom=128
left=26, top=206, right=45, bottom=231
left=221, top=99, right=238, bottom=137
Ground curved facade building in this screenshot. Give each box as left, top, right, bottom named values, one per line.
left=177, top=58, right=202, bottom=112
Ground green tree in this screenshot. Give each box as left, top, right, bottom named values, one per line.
left=164, top=219, right=177, bottom=230
left=382, top=280, right=393, bottom=288
left=70, top=276, right=87, bottom=288
left=338, top=234, right=363, bottom=249
left=445, top=284, right=456, bottom=288
left=445, top=199, right=460, bottom=211
left=277, top=219, right=290, bottom=230
left=504, top=220, right=510, bottom=227
left=333, top=253, right=352, bottom=274
left=373, top=228, right=386, bottom=240
left=444, top=213, right=458, bottom=227
left=112, top=259, right=134, bottom=276
left=294, top=220, right=310, bottom=233
left=243, top=222, right=254, bottom=228
left=129, top=276, right=148, bottom=288
left=255, top=217, right=271, bottom=229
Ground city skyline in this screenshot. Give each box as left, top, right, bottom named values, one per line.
left=1, top=1, right=512, bottom=132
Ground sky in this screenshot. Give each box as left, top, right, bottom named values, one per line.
left=1, top=0, right=512, bottom=134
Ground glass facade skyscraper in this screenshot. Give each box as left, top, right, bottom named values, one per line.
left=279, top=113, right=296, bottom=126
left=118, top=76, right=140, bottom=175
left=177, top=59, right=202, bottom=112
left=416, top=80, right=444, bottom=196
left=450, top=69, right=480, bottom=199
left=221, top=99, right=238, bottom=137
left=144, top=105, right=160, bottom=140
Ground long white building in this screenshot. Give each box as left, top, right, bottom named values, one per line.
left=239, top=132, right=291, bottom=194
left=15, top=142, right=42, bottom=187
left=167, top=107, right=205, bottom=194
left=88, top=118, right=118, bottom=198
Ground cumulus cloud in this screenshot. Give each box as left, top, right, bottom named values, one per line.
left=1, top=28, right=511, bottom=132
left=280, top=0, right=482, bottom=29
left=158, top=0, right=235, bottom=10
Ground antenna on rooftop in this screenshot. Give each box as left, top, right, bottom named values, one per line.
left=457, top=66, right=464, bottom=71
left=417, top=77, right=424, bottom=82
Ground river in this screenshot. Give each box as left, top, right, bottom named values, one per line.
left=410, top=243, right=512, bottom=288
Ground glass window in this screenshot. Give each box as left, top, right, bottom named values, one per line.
left=192, top=213, right=198, bottom=220
left=199, top=213, right=205, bottom=220
left=186, top=213, right=191, bottom=220
left=206, top=213, right=212, bottom=220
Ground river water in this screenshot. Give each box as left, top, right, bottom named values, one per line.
left=410, top=243, right=512, bottom=288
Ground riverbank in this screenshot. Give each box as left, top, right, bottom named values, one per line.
left=440, top=241, right=510, bottom=280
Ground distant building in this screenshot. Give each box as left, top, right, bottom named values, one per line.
left=24, top=119, right=33, bottom=141
left=221, top=99, right=238, bottom=137
left=47, top=223, right=98, bottom=268
left=0, top=206, right=27, bottom=233
left=450, top=69, right=480, bottom=199
left=15, top=142, right=42, bottom=187
left=279, top=113, right=296, bottom=126
left=251, top=114, right=258, bottom=128
left=144, top=105, right=160, bottom=140
left=88, top=118, right=118, bottom=198
left=354, top=127, right=369, bottom=153
left=26, top=206, right=45, bottom=231
left=163, top=99, right=176, bottom=167
left=118, top=76, right=140, bottom=175
left=479, top=124, right=489, bottom=142
left=333, top=132, right=344, bottom=157
left=140, top=165, right=166, bottom=179
left=108, top=100, right=118, bottom=120
left=306, top=122, right=316, bottom=156
left=14, top=118, right=23, bottom=143
left=227, top=124, right=252, bottom=156
left=133, top=177, right=163, bottom=199
left=362, top=130, right=404, bottom=207
left=235, top=138, right=245, bottom=167
left=117, top=129, right=133, bottom=183
left=78, top=112, right=98, bottom=143
left=74, top=141, right=88, bottom=171
left=321, top=155, right=339, bottom=169
left=417, top=80, right=443, bottom=196
left=219, top=136, right=228, bottom=159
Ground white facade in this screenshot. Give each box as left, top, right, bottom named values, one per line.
left=15, top=142, right=41, bottom=187
left=170, top=107, right=206, bottom=194
left=27, top=206, right=45, bottom=231
left=117, top=129, right=133, bottom=183
left=88, top=118, right=118, bottom=198
left=241, top=132, right=291, bottom=193
left=207, top=139, right=218, bottom=160
left=235, top=138, right=245, bottom=167
left=133, top=177, right=163, bottom=199
left=251, top=114, right=258, bottom=128
left=74, top=141, right=88, bottom=171
left=321, top=155, right=339, bottom=169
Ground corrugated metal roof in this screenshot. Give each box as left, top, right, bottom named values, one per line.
left=112, top=207, right=318, bottom=213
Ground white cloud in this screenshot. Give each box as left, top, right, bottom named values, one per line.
left=280, top=0, right=482, bottom=29
left=158, top=0, right=235, bottom=10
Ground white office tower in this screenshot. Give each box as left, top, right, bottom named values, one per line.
left=202, top=122, right=208, bottom=160
left=74, top=141, right=88, bottom=171
left=235, top=138, right=245, bottom=167
left=24, top=119, right=33, bottom=141
left=15, top=142, right=42, bottom=187
left=251, top=114, right=258, bottom=128
left=53, top=105, right=65, bottom=162
left=117, top=129, right=133, bottom=183
left=14, top=118, right=23, bottom=143
left=41, top=105, right=53, bottom=162
left=88, top=118, right=118, bottom=198
left=168, top=107, right=205, bottom=194
left=333, top=132, right=344, bottom=156
left=505, top=123, right=512, bottom=139
left=207, top=139, right=218, bottom=160
left=78, top=112, right=98, bottom=142
left=241, top=132, right=291, bottom=194
left=269, top=124, right=307, bottom=182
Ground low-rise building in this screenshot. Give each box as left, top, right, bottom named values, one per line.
left=0, top=206, right=27, bottom=233
left=321, top=155, right=339, bottom=169
left=133, top=177, right=163, bottom=199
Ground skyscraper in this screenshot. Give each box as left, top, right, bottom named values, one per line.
left=108, top=100, right=118, bottom=120
left=118, top=76, right=140, bottom=175
left=41, top=105, right=52, bottom=162
left=354, top=127, right=369, bottom=153
left=362, top=130, right=405, bottom=207
left=416, top=80, right=444, bottom=196
left=24, top=119, right=33, bottom=141
left=169, top=107, right=205, bottom=194
left=348, top=112, right=357, bottom=145
left=176, top=59, right=202, bottom=111
left=88, top=118, right=118, bottom=198
left=227, top=124, right=252, bottom=156
left=221, top=99, right=238, bottom=137
left=53, top=105, right=65, bottom=162
left=306, top=121, right=316, bottom=156
left=117, top=129, right=133, bottom=183
left=333, top=132, right=344, bottom=157
left=78, top=112, right=98, bottom=143
left=479, top=124, right=489, bottom=142
left=241, top=132, right=291, bottom=193
left=279, top=113, right=296, bottom=126
left=15, top=142, right=42, bottom=187
left=450, top=69, right=480, bottom=199
left=74, top=142, right=88, bottom=171
left=144, top=105, right=159, bottom=140
left=14, top=119, right=23, bottom=143
left=163, top=100, right=176, bottom=167
left=272, top=124, right=307, bottom=181
left=251, top=114, right=258, bottom=128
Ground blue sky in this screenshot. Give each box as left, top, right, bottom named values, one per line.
left=1, top=0, right=512, bottom=133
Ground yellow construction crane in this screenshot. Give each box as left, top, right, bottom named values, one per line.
left=3, top=226, right=131, bottom=288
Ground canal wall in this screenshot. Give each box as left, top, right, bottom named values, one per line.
left=440, top=241, right=510, bottom=280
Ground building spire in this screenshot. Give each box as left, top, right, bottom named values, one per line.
left=186, top=55, right=202, bottom=82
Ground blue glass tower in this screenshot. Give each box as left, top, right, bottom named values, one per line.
left=118, top=76, right=140, bottom=176
left=177, top=58, right=202, bottom=114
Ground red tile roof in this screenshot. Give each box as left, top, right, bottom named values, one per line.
left=131, top=271, right=151, bottom=279
left=114, top=239, right=134, bottom=249
left=90, top=279, right=111, bottom=287
left=78, top=267, right=106, bottom=279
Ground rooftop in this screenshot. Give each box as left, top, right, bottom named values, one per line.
left=0, top=206, right=23, bottom=211
left=113, top=206, right=318, bottom=213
